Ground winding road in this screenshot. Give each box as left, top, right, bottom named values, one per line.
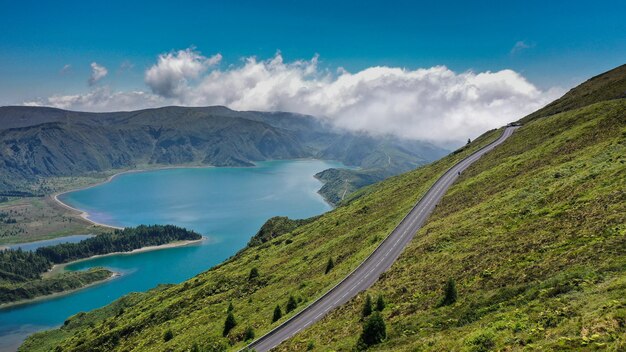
left=246, top=126, right=518, bottom=352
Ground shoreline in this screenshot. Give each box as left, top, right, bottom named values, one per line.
left=52, top=159, right=344, bottom=231
left=0, top=238, right=205, bottom=310
left=52, top=164, right=216, bottom=230
left=0, top=271, right=122, bottom=310
left=45, top=237, right=205, bottom=277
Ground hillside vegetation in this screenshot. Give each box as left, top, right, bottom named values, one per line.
left=1, top=225, right=200, bottom=304
left=20, top=121, right=500, bottom=352
left=21, top=66, right=626, bottom=351
left=0, top=106, right=446, bottom=199
left=278, top=94, right=626, bottom=351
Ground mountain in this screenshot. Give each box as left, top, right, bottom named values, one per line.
left=20, top=64, right=626, bottom=351
left=0, top=106, right=447, bottom=199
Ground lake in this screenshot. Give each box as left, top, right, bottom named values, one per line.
left=0, top=159, right=342, bottom=351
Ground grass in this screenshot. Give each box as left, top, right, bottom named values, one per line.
left=20, top=126, right=502, bottom=352
left=20, top=69, right=626, bottom=351
left=276, top=99, right=626, bottom=351
left=0, top=196, right=103, bottom=245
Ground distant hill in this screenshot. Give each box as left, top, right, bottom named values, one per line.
left=21, top=66, right=626, bottom=351
left=0, top=106, right=448, bottom=197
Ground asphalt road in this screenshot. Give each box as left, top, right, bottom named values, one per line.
left=246, top=126, right=518, bottom=352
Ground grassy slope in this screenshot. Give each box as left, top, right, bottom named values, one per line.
left=277, top=99, right=626, bottom=351
left=22, top=67, right=626, bottom=351
left=520, top=64, right=626, bottom=123
left=21, top=129, right=502, bottom=352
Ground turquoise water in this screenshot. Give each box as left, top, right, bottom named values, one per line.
left=5, top=235, right=94, bottom=252
left=0, top=160, right=341, bottom=351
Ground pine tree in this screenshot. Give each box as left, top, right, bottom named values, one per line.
left=248, top=267, right=259, bottom=281
left=325, top=257, right=334, bottom=274
left=375, top=295, right=386, bottom=311
left=362, top=294, right=373, bottom=318
left=467, top=138, right=471, bottom=145
left=244, top=326, right=255, bottom=341
left=163, top=329, right=174, bottom=342
left=359, top=311, right=386, bottom=347
left=286, top=295, right=298, bottom=313
left=227, top=301, right=234, bottom=313
left=272, top=304, right=283, bottom=322
left=439, top=278, right=457, bottom=307
left=223, top=311, right=237, bottom=336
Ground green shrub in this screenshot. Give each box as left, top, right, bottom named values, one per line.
left=375, top=295, right=385, bottom=311
left=163, top=329, right=174, bottom=342
left=248, top=267, right=259, bottom=281
left=272, top=305, right=282, bottom=323
left=286, top=295, right=298, bottom=313
left=362, top=294, right=373, bottom=318
left=223, top=312, right=236, bottom=337
left=325, top=257, right=334, bottom=274
left=438, top=278, right=457, bottom=307
left=243, top=326, right=255, bottom=341
left=358, top=311, right=386, bottom=349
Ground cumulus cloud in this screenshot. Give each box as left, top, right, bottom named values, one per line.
left=145, top=48, right=222, bottom=98
left=88, top=62, right=108, bottom=86
left=24, top=50, right=563, bottom=145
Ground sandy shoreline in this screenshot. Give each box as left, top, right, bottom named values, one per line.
left=51, top=165, right=215, bottom=230
left=45, top=237, right=205, bottom=277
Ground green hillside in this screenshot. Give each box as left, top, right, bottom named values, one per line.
left=0, top=106, right=446, bottom=197
left=21, top=66, right=626, bottom=351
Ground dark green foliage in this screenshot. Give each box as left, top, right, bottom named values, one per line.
left=243, top=326, right=255, bottom=341
left=227, top=302, right=234, bottom=313
left=467, top=138, right=471, bottom=145
left=0, top=268, right=111, bottom=304
left=248, top=267, right=259, bottom=281
left=0, top=248, right=52, bottom=282
left=438, top=278, right=457, bottom=307
left=246, top=216, right=316, bottom=247
left=223, top=312, right=237, bottom=337
left=286, top=295, right=298, bottom=313
left=163, top=329, right=174, bottom=342
left=362, top=294, right=373, bottom=318
left=272, top=305, right=282, bottom=323
left=0, top=224, right=196, bottom=304
left=375, top=295, right=385, bottom=311
left=35, top=225, right=201, bottom=264
left=358, top=311, right=387, bottom=348
left=325, top=257, right=334, bottom=274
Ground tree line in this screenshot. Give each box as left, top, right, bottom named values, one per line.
left=35, top=225, right=201, bottom=264
left=0, top=225, right=202, bottom=304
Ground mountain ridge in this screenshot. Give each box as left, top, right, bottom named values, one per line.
left=0, top=106, right=448, bottom=200
left=18, top=64, right=626, bottom=351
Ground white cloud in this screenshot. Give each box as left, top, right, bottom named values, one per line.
left=144, top=48, right=222, bottom=98
left=25, top=50, right=564, bottom=145
left=510, top=40, right=533, bottom=55
left=24, top=87, right=164, bottom=112
left=88, top=62, right=108, bottom=86
left=60, top=64, right=72, bottom=75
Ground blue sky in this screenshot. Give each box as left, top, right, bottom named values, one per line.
left=0, top=0, right=624, bottom=142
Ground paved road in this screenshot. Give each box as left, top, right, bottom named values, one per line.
left=246, top=126, right=518, bottom=352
